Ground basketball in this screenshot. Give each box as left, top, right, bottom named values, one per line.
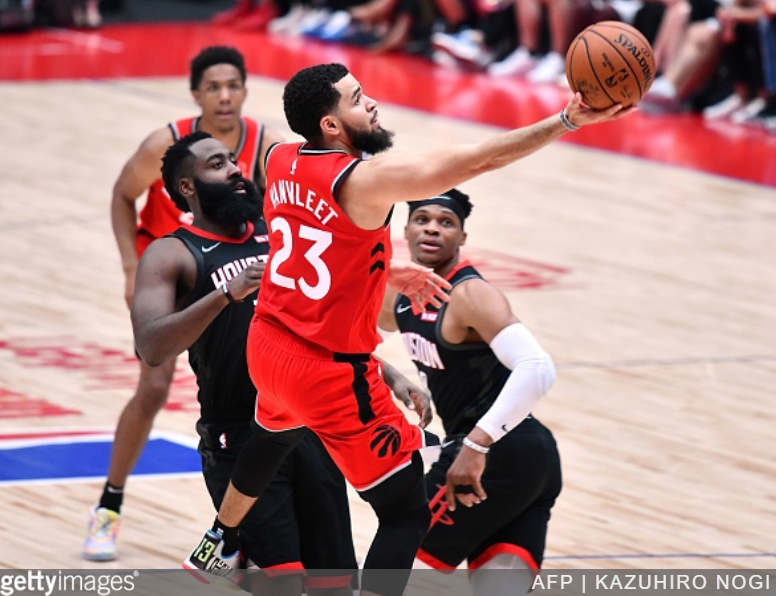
left=565, top=21, right=656, bottom=110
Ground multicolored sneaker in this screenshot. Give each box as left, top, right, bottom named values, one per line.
left=183, top=530, right=245, bottom=587
left=83, top=506, right=120, bottom=561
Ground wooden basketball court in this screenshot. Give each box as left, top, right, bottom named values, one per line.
left=1, top=24, right=775, bottom=572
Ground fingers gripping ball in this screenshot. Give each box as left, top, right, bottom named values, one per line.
left=565, top=21, right=656, bottom=109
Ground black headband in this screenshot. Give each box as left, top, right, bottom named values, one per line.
left=408, top=196, right=467, bottom=228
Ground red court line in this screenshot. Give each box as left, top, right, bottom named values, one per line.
left=2, top=23, right=775, bottom=186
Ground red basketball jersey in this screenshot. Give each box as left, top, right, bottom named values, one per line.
left=138, top=116, right=264, bottom=240
left=256, top=142, right=391, bottom=354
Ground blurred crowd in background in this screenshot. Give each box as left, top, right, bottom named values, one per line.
left=4, top=0, right=775, bottom=131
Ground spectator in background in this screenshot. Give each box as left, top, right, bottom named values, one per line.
left=640, top=0, right=730, bottom=112
left=486, top=0, right=606, bottom=82
left=35, top=0, right=102, bottom=28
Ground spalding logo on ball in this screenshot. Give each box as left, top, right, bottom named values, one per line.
left=565, top=21, right=656, bottom=110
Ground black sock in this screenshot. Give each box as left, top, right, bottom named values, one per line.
left=212, top=517, right=239, bottom=556
left=98, top=482, right=123, bottom=513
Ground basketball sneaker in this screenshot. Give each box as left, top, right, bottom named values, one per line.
left=487, top=46, right=536, bottom=77
left=83, top=506, right=120, bottom=561
left=184, top=530, right=245, bottom=588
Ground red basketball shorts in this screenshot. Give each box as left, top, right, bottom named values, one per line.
left=247, top=317, right=424, bottom=491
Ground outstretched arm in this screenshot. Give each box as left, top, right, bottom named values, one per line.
left=340, top=94, right=634, bottom=228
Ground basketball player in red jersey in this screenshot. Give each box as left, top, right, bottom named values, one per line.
left=186, top=63, right=631, bottom=596
left=84, top=46, right=283, bottom=562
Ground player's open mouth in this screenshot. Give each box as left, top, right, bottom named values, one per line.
left=419, top=241, right=441, bottom=251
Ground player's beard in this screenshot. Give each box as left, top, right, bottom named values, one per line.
left=343, top=120, right=395, bottom=155
left=195, top=177, right=263, bottom=225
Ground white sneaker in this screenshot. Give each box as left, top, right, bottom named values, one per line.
left=268, top=5, right=308, bottom=34
left=316, top=11, right=352, bottom=40
left=526, top=51, right=565, bottom=83
left=294, top=8, right=331, bottom=37
left=487, top=46, right=536, bottom=77
left=702, top=93, right=745, bottom=120
left=647, top=76, right=678, bottom=100
left=431, top=29, right=491, bottom=69
left=730, top=97, right=766, bottom=124
left=431, top=49, right=460, bottom=69
left=83, top=507, right=120, bottom=561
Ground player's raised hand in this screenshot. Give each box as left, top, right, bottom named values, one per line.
left=387, top=260, right=452, bottom=314
left=563, top=93, right=636, bottom=128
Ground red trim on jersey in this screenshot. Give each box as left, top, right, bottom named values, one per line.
left=178, top=222, right=256, bottom=243
left=304, top=574, right=355, bottom=589
left=468, top=543, right=539, bottom=572
left=445, top=260, right=474, bottom=282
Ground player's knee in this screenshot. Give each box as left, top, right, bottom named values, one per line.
left=231, top=428, right=305, bottom=497
left=476, top=552, right=533, bottom=570
left=136, top=362, right=175, bottom=406
left=127, top=385, right=169, bottom=416
left=378, top=502, right=431, bottom=542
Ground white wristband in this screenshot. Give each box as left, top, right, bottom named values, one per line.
left=559, top=110, right=580, bottom=132
left=462, top=437, right=490, bottom=454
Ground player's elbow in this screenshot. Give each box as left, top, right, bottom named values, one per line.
left=516, top=352, right=556, bottom=397
left=134, top=336, right=164, bottom=368
left=136, top=347, right=163, bottom=368
left=535, top=353, right=556, bottom=395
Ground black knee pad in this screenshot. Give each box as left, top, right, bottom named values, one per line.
left=231, top=425, right=306, bottom=497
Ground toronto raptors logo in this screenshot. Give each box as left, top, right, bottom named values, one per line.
left=369, top=424, right=401, bottom=458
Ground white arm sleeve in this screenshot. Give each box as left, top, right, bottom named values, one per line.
left=475, top=323, right=556, bottom=443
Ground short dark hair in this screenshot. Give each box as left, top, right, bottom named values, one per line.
left=161, top=131, right=213, bottom=212
left=283, top=63, right=350, bottom=142
left=190, top=46, right=246, bottom=90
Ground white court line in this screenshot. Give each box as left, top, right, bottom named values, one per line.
left=0, top=428, right=199, bottom=450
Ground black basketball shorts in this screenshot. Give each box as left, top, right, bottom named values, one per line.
left=418, top=418, right=562, bottom=571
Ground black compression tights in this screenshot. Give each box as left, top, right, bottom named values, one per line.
left=359, top=454, right=431, bottom=596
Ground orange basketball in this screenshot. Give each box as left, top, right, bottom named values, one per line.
left=565, top=21, right=656, bottom=110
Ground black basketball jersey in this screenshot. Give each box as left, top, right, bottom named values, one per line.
left=169, top=220, right=270, bottom=423
left=395, top=261, right=520, bottom=438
